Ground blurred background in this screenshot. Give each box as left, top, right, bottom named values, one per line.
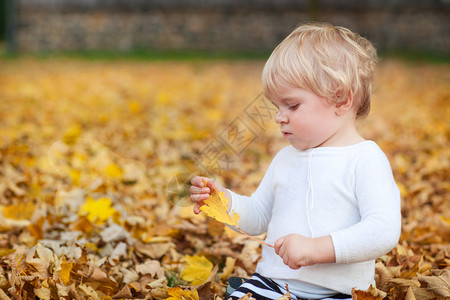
left=0, top=1, right=449, bottom=299
left=1, top=0, right=449, bottom=57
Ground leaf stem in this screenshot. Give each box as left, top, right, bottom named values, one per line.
left=236, top=226, right=274, bottom=248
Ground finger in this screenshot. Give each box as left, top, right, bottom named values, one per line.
left=190, top=185, right=210, bottom=195
left=190, top=193, right=209, bottom=203
left=290, top=262, right=299, bottom=270
left=206, top=179, right=222, bottom=191
left=274, top=237, right=284, bottom=254
left=194, top=200, right=206, bottom=213
left=280, top=246, right=286, bottom=260
left=191, top=176, right=210, bottom=187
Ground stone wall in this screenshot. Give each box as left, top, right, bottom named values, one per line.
left=13, top=0, right=450, bottom=54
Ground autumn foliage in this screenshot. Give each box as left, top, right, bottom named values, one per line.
left=0, top=58, right=448, bottom=299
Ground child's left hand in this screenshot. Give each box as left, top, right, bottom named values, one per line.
left=274, top=233, right=336, bottom=269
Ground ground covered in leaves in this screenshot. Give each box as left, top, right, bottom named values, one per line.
left=0, top=58, right=448, bottom=299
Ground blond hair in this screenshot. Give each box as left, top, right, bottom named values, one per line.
left=262, top=22, right=377, bottom=119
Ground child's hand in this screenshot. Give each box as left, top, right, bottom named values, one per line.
left=190, top=176, right=229, bottom=214
left=274, top=234, right=335, bottom=269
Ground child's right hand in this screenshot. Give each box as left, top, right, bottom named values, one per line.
left=190, top=176, right=228, bottom=214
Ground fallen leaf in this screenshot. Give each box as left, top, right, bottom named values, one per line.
left=135, top=241, right=174, bottom=259
left=136, top=260, right=165, bottom=278
left=0, top=249, right=15, bottom=257
left=0, top=59, right=448, bottom=300
left=36, top=244, right=54, bottom=269
left=78, top=284, right=100, bottom=300
left=237, top=293, right=254, bottom=300
left=0, top=289, right=11, bottom=300
left=181, top=255, right=214, bottom=286
left=417, top=269, right=450, bottom=298
left=112, top=285, right=132, bottom=299
left=60, top=258, right=73, bottom=285
left=220, top=257, right=236, bottom=281
left=34, top=286, right=51, bottom=300
left=3, top=202, right=35, bottom=220
left=104, top=163, right=123, bottom=179
left=146, top=277, right=167, bottom=289
left=351, top=285, right=383, bottom=300
left=79, top=196, right=118, bottom=225
left=166, top=287, right=199, bottom=300
left=405, top=286, right=416, bottom=300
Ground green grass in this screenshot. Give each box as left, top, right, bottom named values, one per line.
left=379, top=49, right=450, bottom=64
left=0, top=48, right=272, bottom=62
left=0, top=47, right=448, bottom=64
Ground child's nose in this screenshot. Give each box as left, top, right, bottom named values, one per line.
left=275, top=110, right=288, bottom=124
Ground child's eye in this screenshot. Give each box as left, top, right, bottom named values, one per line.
left=289, top=104, right=300, bottom=110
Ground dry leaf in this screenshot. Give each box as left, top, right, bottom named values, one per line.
left=237, top=293, right=254, bottom=300
left=0, top=289, right=11, bottom=300
left=180, top=255, right=214, bottom=286
left=0, top=59, right=448, bottom=300
left=112, top=285, right=132, bottom=299
left=405, top=286, right=416, bottom=300
left=136, top=260, right=165, bottom=278
left=135, top=241, right=174, bottom=259
left=417, top=269, right=450, bottom=298
left=220, top=257, right=236, bottom=281
left=200, top=181, right=240, bottom=227
left=3, top=202, right=35, bottom=220
left=104, top=163, right=123, bottom=179
left=79, top=196, right=118, bottom=225
left=60, top=258, right=73, bottom=285
left=78, top=284, right=100, bottom=299
left=36, top=244, right=54, bottom=269
left=34, top=286, right=51, bottom=300
left=351, top=285, right=383, bottom=300
left=166, top=287, right=199, bottom=300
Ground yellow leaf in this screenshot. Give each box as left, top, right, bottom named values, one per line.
left=79, top=196, right=118, bottom=225
left=3, top=202, right=35, bottom=220
left=220, top=257, right=236, bottom=280
left=199, top=181, right=240, bottom=227
left=0, top=248, right=15, bottom=257
left=166, top=287, right=199, bottom=300
left=63, top=124, right=81, bottom=145
left=208, top=218, right=225, bottom=237
left=104, top=164, right=123, bottom=179
left=70, top=169, right=81, bottom=186
left=60, top=258, right=73, bottom=285
left=129, top=100, right=141, bottom=113
left=180, top=255, right=213, bottom=286
left=156, top=92, right=170, bottom=105
left=397, top=182, right=408, bottom=198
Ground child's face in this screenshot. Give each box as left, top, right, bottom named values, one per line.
left=270, top=81, right=342, bottom=150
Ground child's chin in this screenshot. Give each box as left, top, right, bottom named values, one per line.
left=291, top=143, right=310, bottom=151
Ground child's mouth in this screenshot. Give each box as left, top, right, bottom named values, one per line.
left=282, top=131, right=292, bottom=137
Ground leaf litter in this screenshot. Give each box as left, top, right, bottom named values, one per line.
left=0, top=58, right=448, bottom=299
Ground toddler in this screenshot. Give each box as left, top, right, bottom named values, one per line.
left=190, top=22, right=401, bottom=300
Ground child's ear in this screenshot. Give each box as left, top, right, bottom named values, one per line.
left=334, top=91, right=353, bottom=116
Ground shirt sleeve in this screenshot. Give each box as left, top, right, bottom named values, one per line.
left=330, top=146, right=402, bottom=264
left=228, top=149, right=283, bottom=236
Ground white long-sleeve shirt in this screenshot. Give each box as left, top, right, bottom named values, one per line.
left=229, top=141, right=401, bottom=297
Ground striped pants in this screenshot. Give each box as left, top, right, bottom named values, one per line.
left=227, top=273, right=352, bottom=300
